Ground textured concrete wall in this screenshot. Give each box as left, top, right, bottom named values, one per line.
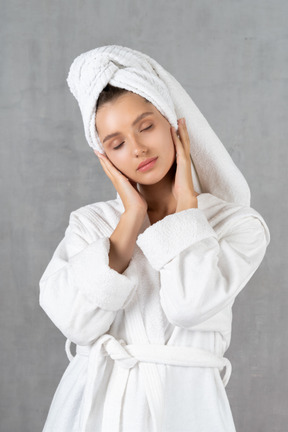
left=1, top=1, right=286, bottom=431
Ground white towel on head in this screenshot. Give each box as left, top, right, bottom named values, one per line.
left=66, top=45, right=251, bottom=206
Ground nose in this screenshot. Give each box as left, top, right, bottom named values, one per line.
left=129, top=134, right=147, bottom=156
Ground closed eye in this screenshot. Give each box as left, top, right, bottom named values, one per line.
left=141, top=124, right=153, bottom=132
left=113, top=125, right=153, bottom=150
left=113, top=142, right=124, bottom=150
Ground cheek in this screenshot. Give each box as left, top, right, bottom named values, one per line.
left=159, top=127, right=175, bottom=154
left=153, top=124, right=170, bottom=143
left=107, top=153, right=131, bottom=175
left=163, top=124, right=173, bottom=142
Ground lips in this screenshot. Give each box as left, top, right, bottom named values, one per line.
left=137, top=157, right=158, bottom=170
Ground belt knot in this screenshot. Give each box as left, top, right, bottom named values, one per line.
left=101, top=336, right=138, bottom=369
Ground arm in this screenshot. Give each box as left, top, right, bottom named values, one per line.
left=39, top=210, right=139, bottom=345
left=109, top=209, right=147, bottom=274
left=136, top=206, right=270, bottom=328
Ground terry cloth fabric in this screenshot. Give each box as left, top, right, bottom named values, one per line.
left=39, top=193, right=270, bottom=432
left=66, top=45, right=251, bottom=206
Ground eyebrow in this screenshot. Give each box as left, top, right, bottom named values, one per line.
left=102, top=111, right=154, bottom=144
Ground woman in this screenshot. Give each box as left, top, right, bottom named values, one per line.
left=39, top=46, right=270, bottom=432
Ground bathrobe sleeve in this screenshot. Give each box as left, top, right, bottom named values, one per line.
left=136, top=205, right=270, bottom=328
left=39, top=210, right=137, bottom=345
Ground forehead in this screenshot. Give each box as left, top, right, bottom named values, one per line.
left=96, top=92, right=154, bottom=121
left=95, top=93, right=157, bottom=137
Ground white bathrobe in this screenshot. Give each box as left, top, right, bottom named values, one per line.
left=39, top=192, right=270, bottom=432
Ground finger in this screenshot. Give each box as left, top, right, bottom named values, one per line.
left=98, top=156, right=113, bottom=178
left=177, top=119, right=190, bottom=153
left=174, top=122, right=186, bottom=148
left=182, top=120, right=191, bottom=155
left=97, top=156, right=127, bottom=195
left=97, top=152, right=130, bottom=185
left=97, top=152, right=121, bottom=177
left=95, top=152, right=118, bottom=181
left=97, top=153, right=112, bottom=174
left=171, top=126, right=184, bottom=157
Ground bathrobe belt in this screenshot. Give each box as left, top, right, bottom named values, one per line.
left=65, top=335, right=232, bottom=432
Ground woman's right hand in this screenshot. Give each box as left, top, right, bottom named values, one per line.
left=94, top=150, right=148, bottom=215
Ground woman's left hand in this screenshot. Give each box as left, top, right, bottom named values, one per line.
left=171, top=117, right=199, bottom=211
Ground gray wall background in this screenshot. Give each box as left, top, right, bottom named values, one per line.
left=1, top=1, right=286, bottom=431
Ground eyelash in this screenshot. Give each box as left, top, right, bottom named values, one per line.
left=113, top=125, right=153, bottom=150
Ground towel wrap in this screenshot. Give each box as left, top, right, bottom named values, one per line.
left=66, top=45, right=251, bottom=206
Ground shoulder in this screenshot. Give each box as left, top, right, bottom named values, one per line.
left=68, top=197, right=124, bottom=239
left=197, top=193, right=270, bottom=245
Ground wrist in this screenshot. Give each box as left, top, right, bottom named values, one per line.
left=176, top=196, right=198, bottom=212
left=122, top=208, right=147, bottom=225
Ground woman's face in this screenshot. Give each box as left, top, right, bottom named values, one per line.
left=95, top=92, right=176, bottom=184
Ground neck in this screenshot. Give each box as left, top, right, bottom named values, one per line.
left=138, top=161, right=177, bottom=215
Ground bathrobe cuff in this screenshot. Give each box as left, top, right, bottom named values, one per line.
left=136, top=208, right=217, bottom=271
left=69, top=236, right=137, bottom=311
